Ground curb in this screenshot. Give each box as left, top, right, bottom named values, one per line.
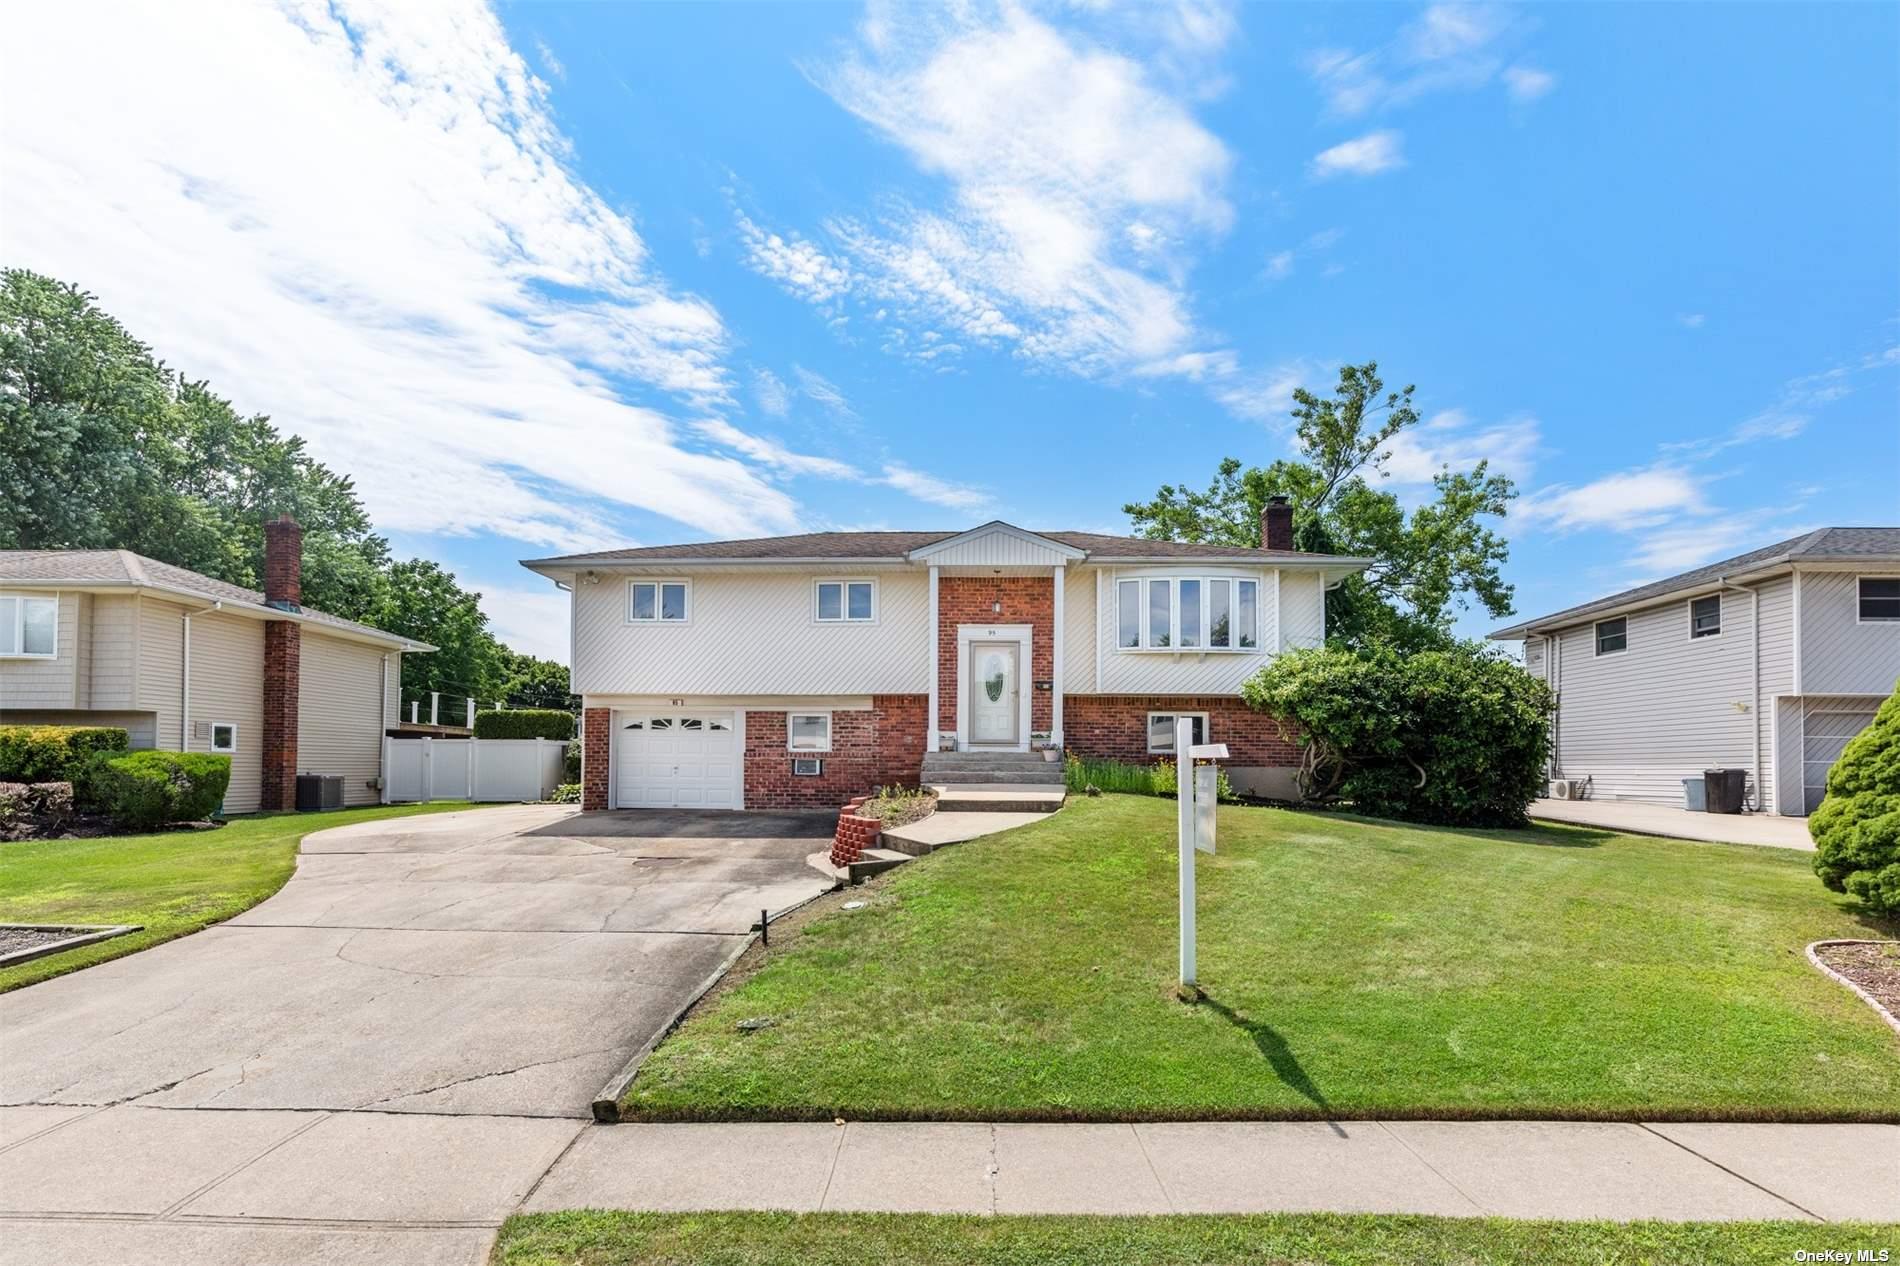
left=0, top=924, right=143, bottom=969
left=1806, top=939, right=1900, bottom=1037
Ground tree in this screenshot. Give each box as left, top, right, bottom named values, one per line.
left=1810, top=687, right=1900, bottom=918
left=1124, top=362, right=1516, bottom=651
left=497, top=651, right=577, bottom=711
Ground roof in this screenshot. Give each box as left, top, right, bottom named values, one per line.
left=522, top=527, right=1363, bottom=568
left=1490, top=527, right=1900, bottom=639
left=0, top=549, right=432, bottom=650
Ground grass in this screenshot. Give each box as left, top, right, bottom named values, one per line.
left=622, top=794, right=1900, bottom=1122
left=0, top=800, right=471, bottom=991
left=492, top=1211, right=1900, bottom=1266
left=1064, top=754, right=1235, bottom=801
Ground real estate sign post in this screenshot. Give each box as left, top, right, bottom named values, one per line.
left=1177, top=723, right=1229, bottom=991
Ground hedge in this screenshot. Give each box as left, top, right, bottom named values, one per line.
left=0, top=725, right=129, bottom=783
left=473, top=709, right=575, bottom=740
left=82, top=750, right=231, bottom=830
left=1810, top=686, right=1900, bottom=918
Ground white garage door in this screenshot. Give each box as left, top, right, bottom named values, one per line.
left=1803, top=702, right=1877, bottom=814
left=615, top=711, right=741, bottom=809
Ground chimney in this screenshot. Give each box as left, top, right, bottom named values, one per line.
left=263, top=514, right=303, bottom=610
left=1262, top=495, right=1294, bottom=551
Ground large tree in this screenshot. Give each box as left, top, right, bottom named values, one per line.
left=1124, top=362, right=1516, bottom=651
left=0, top=267, right=568, bottom=710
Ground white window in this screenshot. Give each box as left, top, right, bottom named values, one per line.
left=1594, top=616, right=1628, bottom=656
left=209, top=722, right=237, bottom=753
left=815, top=579, right=876, bottom=622
left=1689, top=594, right=1721, bottom=639
left=1859, top=577, right=1900, bottom=622
left=1116, top=577, right=1260, bottom=652
left=0, top=595, right=57, bottom=658
left=788, top=713, right=831, bottom=752
left=1147, top=712, right=1209, bottom=754
left=629, top=580, right=689, bottom=623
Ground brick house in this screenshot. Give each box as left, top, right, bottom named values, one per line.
left=520, top=513, right=1368, bottom=810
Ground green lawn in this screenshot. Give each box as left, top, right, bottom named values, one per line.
left=492, top=1211, right=1900, bottom=1266
left=0, top=801, right=470, bottom=991
left=623, top=794, right=1900, bottom=1122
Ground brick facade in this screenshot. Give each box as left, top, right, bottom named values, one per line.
left=744, top=693, right=926, bottom=810
left=260, top=620, right=300, bottom=810
left=1063, top=694, right=1302, bottom=768
left=936, top=575, right=1054, bottom=737
left=581, top=707, right=611, bottom=810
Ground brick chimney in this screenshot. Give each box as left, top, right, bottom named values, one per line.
left=1262, top=495, right=1295, bottom=551
left=260, top=514, right=302, bottom=810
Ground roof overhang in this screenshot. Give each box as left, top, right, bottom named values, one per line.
left=0, top=580, right=433, bottom=652
left=1488, top=560, right=1805, bottom=640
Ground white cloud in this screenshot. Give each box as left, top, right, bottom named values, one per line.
left=1378, top=409, right=1540, bottom=486
left=1503, top=64, right=1556, bottom=102
left=1208, top=361, right=1311, bottom=424
left=1311, top=131, right=1405, bottom=179
left=534, top=37, right=565, bottom=82
left=1308, top=4, right=1539, bottom=118
left=1264, top=250, right=1295, bottom=281
left=470, top=578, right=574, bottom=663
left=753, top=367, right=791, bottom=416
left=692, top=419, right=859, bottom=480
left=1677, top=312, right=1707, bottom=329
left=1620, top=523, right=1761, bottom=579
left=2, top=0, right=808, bottom=549
left=1513, top=466, right=1709, bottom=532
left=793, top=365, right=854, bottom=414
left=880, top=462, right=991, bottom=511
left=737, top=211, right=855, bottom=307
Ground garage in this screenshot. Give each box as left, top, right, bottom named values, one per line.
left=614, top=710, right=742, bottom=808
left=1801, top=699, right=1878, bottom=814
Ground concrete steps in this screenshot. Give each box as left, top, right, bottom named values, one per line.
left=922, top=750, right=1065, bottom=788
left=927, top=783, right=1067, bottom=814
left=846, top=848, right=912, bottom=884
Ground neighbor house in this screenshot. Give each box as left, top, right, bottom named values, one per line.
left=1490, top=527, right=1900, bottom=816
left=0, top=517, right=432, bottom=813
left=520, top=505, right=1370, bottom=811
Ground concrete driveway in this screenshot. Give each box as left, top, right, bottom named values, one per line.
left=0, top=804, right=834, bottom=1263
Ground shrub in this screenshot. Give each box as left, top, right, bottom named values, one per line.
left=1242, top=642, right=1552, bottom=828
left=0, top=725, right=129, bottom=783
left=563, top=742, right=582, bottom=783
left=1811, top=687, right=1900, bottom=918
left=83, top=751, right=231, bottom=830
left=1064, top=754, right=1235, bottom=802
left=473, top=709, right=575, bottom=740
left=549, top=782, right=582, bottom=805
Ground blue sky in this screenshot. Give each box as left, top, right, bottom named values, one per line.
left=5, top=1, right=1895, bottom=659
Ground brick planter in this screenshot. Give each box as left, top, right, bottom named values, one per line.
left=830, top=796, right=881, bottom=868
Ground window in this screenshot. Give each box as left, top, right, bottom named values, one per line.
left=1117, top=580, right=1140, bottom=648
left=629, top=580, right=689, bottom=623
left=1147, top=712, right=1209, bottom=754
left=1860, top=577, right=1900, bottom=622
left=209, top=723, right=237, bottom=753
left=1594, top=616, right=1628, bottom=656
left=680, top=717, right=704, bottom=730
left=788, top=713, right=831, bottom=752
left=1116, top=577, right=1260, bottom=651
left=1689, top=594, right=1721, bottom=639
left=0, top=595, right=57, bottom=658
left=816, top=579, right=876, bottom=622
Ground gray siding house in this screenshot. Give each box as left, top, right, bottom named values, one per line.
left=1491, top=528, right=1900, bottom=816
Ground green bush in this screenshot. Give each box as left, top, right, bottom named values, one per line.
left=1064, top=754, right=1235, bottom=802
left=1811, top=687, right=1900, bottom=918
left=563, top=742, right=582, bottom=783
left=0, top=725, right=129, bottom=783
left=549, top=782, right=581, bottom=805
left=473, top=709, right=575, bottom=740
left=1242, top=642, right=1553, bottom=828
left=83, top=750, right=232, bottom=830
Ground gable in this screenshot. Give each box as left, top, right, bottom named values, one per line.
left=905, top=521, right=1086, bottom=569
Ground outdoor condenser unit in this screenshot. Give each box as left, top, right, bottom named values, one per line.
left=1548, top=778, right=1585, bottom=800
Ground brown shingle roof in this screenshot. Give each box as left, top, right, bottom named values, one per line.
left=522, top=529, right=1350, bottom=566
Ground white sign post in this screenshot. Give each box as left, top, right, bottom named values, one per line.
left=1177, top=724, right=1230, bottom=992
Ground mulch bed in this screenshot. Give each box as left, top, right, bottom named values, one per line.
left=1814, top=941, right=1900, bottom=1025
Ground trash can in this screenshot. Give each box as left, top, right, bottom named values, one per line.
left=1702, top=768, right=1746, bottom=815
left=1681, top=777, right=1707, bottom=812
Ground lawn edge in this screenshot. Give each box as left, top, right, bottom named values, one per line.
left=1807, top=939, right=1900, bottom=1037
left=613, top=1102, right=1900, bottom=1125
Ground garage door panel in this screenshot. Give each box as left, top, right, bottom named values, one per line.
left=616, top=711, right=741, bottom=809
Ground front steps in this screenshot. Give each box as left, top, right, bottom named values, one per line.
left=833, top=752, right=1067, bottom=883
left=928, top=784, right=1067, bottom=814
left=921, top=749, right=1067, bottom=786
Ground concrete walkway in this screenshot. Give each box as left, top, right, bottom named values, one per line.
left=1531, top=797, right=1815, bottom=851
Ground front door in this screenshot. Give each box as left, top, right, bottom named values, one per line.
left=969, top=642, right=1019, bottom=745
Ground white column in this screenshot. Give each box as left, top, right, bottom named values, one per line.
left=926, top=565, right=940, bottom=752
left=1050, top=564, right=1065, bottom=746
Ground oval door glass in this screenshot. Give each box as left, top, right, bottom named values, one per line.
left=972, top=646, right=1016, bottom=742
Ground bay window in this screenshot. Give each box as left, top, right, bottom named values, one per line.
left=1115, top=577, right=1260, bottom=652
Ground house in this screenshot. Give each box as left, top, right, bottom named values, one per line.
left=0, top=517, right=432, bottom=813
left=520, top=504, right=1371, bottom=811
left=1490, top=527, right=1900, bottom=816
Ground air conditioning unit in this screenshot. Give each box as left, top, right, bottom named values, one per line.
left=1548, top=778, right=1585, bottom=800
left=793, top=758, right=822, bottom=777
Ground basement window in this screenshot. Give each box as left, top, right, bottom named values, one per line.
left=1148, top=712, right=1209, bottom=754
left=210, top=723, right=237, bottom=753
left=1689, top=595, right=1722, bottom=639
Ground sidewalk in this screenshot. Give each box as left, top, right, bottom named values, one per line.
left=1531, top=797, right=1815, bottom=851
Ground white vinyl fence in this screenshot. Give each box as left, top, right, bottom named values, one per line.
left=383, top=737, right=569, bottom=804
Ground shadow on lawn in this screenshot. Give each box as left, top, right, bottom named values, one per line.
left=1201, top=996, right=1346, bottom=1136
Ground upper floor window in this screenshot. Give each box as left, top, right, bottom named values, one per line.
left=629, top=580, right=689, bottom=623
left=1689, top=594, right=1721, bottom=639
left=1860, top=577, right=1900, bottom=622
left=1117, top=577, right=1259, bottom=652
left=815, top=579, right=876, bottom=623
left=1594, top=616, right=1628, bottom=656
left=0, top=595, right=57, bottom=658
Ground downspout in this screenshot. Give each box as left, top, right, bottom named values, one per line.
left=1718, top=576, right=1762, bottom=812
left=180, top=601, right=222, bottom=749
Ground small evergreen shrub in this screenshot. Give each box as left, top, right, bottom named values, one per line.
left=473, top=709, right=575, bottom=740
left=0, top=725, right=129, bottom=783
left=1242, top=642, right=1553, bottom=828
left=83, top=751, right=231, bottom=830
left=549, top=782, right=582, bottom=805
left=1811, top=687, right=1900, bottom=918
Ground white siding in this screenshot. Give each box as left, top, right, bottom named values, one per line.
left=136, top=596, right=186, bottom=750
left=1063, top=568, right=1097, bottom=692
left=1279, top=570, right=1326, bottom=650
left=1524, top=637, right=1547, bottom=681
left=1754, top=575, right=1793, bottom=812
left=918, top=531, right=1074, bottom=568
left=0, top=591, right=81, bottom=709
left=88, top=594, right=139, bottom=709
left=184, top=611, right=265, bottom=814
left=573, top=570, right=931, bottom=696
left=298, top=633, right=388, bottom=806
left=1800, top=570, right=1900, bottom=696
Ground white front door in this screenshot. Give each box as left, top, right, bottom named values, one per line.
left=615, top=711, right=739, bottom=808
left=969, top=642, right=1020, bottom=745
